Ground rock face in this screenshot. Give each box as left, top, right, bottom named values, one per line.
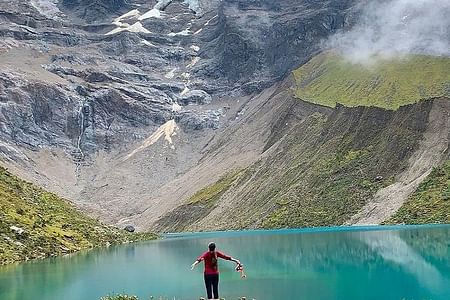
left=4, top=0, right=446, bottom=232
left=61, top=0, right=130, bottom=22
left=201, top=0, right=356, bottom=92
left=0, top=0, right=357, bottom=155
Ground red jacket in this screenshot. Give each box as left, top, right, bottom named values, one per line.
left=198, top=251, right=231, bottom=274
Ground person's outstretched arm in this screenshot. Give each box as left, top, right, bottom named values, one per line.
left=191, top=253, right=206, bottom=270
left=217, top=251, right=241, bottom=265
left=191, top=259, right=201, bottom=270
left=230, top=257, right=241, bottom=265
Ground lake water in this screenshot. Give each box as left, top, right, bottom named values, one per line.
left=1, top=225, right=450, bottom=300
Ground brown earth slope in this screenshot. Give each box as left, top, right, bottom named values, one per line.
left=153, top=79, right=450, bottom=232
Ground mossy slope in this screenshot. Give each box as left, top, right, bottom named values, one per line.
left=293, top=52, right=450, bottom=110
left=155, top=169, right=247, bottom=232
left=387, top=160, right=450, bottom=224
left=157, top=99, right=433, bottom=231
left=0, top=166, right=156, bottom=265
left=235, top=102, right=429, bottom=229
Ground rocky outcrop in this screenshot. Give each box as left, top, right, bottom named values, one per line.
left=61, top=0, right=130, bottom=22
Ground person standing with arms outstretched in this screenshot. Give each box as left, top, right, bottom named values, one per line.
left=191, top=242, right=242, bottom=300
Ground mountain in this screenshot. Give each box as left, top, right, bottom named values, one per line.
left=0, top=0, right=449, bottom=234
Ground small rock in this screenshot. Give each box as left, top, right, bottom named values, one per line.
left=10, top=226, right=24, bottom=235
left=374, top=175, right=383, bottom=181
left=60, top=246, right=70, bottom=252
left=124, top=225, right=135, bottom=232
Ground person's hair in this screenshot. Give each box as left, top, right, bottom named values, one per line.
left=208, top=242, right=216, bottom=252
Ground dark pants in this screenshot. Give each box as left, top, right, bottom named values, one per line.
left=204, top=273, right=219, bottom=299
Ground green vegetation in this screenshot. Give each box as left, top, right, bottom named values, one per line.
left=155, top=169, right=248, bottom=232
left=292, top=52, right=450, bottom=110
left=387, top=160, right=450, bottom=224
left=187, top=169, right=246, bottom=207
left=262, top=144, right=388, bottom=228
left=0, top=166, right=156, bottom=265
left=210, top=100, right=429, bottom=229
left=159, top=99, right=431, bottom=231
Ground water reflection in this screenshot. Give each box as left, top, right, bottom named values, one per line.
left=359, top=230, right=447, bottom=294
left=0, top=226, right=449, bottom=300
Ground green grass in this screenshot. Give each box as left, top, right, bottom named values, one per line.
left=292, top=52, right=450, bottom=110
left=155, top=169, right=248, bottom=232
left=262, top=144, right=388, bottom=228
left=209, top=100, right=429, bottom=229
left=187, top=169, right=246, bottom=207
left=0, top=166, right=156, bottom=265
left=386, top=160, right=450, bottom=224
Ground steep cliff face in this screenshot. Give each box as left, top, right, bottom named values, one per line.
left=201, top=0, right=356, bottom=92
left=0, top=0, right=357, bottom=158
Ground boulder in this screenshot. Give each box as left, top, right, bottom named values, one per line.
left=179, top=90, right=212, bottom=106
left=124, top=225, right=135, bottom=232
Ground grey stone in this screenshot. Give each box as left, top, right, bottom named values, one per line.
left=179, top=90, right=212, bottom=106
left=124, top=225, right=135, bottom=232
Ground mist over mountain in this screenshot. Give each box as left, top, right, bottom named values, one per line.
left=327, top=0, right=450, bottom=63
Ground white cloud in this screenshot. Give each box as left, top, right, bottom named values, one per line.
left=328, top=0, right=450, bottom=63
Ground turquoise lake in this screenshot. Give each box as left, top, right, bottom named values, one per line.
left=1, top=225, right=450, bottom=300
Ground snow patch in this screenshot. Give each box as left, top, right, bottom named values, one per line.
left=141, top=40, right=156, bottom=47
left=127, top=22, right=151, bottom=33
left=204, top=15, right=218, bottom=26
left=190, top=45, right=200, bottom=52
left=30, top=0, right=61, bottom=19
left=150, top=0, right=202, bottom=14
left=180, top=86, right=190, bottom=96
left=106, top=26, right=127, bottom=36
left=183, top=0, right=202, bottom=15
left=193, top=28, right=203, bottom=35
left=165, top=68, right=177, bottom=79
left=105, top=22, right=151, bottom=35
left=139, top=8, right=163, bottom=20
left=115, top=9, right=141, bottom=22
left=193, top=15, right=217, bottom=35
left=172, top=102, right=182, bottom=112
left=168, top=29, right=191, bottom=37
left=186, top=56, right=200, bottom=68
left=124, top=120, right=179, bottom=160
left=181, top=72, right=191, bottom=79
